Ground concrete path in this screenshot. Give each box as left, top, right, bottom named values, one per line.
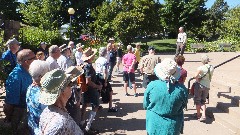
left=93, top=52, right=240, bottom=135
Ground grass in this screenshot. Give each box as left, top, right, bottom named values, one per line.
left=133, top=39, right=176, bottom=53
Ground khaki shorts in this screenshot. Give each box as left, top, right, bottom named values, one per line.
left=194, top=83, right=210, bottom=105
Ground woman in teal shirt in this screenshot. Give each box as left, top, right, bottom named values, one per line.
left=143, top=58, right=188, bottom=135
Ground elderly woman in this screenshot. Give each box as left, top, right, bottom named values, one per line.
left=95, top=47, right=118, bottom=112
left=39, top=67, right=84, bottom=135
left=143, top=58, right=188, bottom=135
left=26, top=60, right=50, bottom=135
left=193, top=54, right=214, bottom=122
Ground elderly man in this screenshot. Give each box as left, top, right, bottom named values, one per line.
left=1, top=38, right=20, bottom=75
left=4, top=49, right=36, bottom=134
left=57, top=44, right=72, bottom=70
left=46, top=45, right=61, bottom=70
left=175, top=27, right=187, bottom=56
left=139, top=46, right=161, bottom=88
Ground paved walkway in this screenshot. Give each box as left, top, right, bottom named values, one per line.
left=92, top=52, right=240, bottom=135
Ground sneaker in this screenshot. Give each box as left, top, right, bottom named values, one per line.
left=125, top=93, right=130, bottom=96
left=198, top=117, right=206, bottom=122
left=108, top=107, right=118, bottom=112
left=134, top=93, right=138, bottom=97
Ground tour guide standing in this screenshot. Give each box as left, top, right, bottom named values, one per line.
left=175, top=27, right=187, bottom=56
left=139, top=46, right=161, bottom=88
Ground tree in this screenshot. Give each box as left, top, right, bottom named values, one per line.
left=161, top=0, right=207, bottom=38
left=91, top=0, right=160, bottom=45
left=20, top=0, right=62, bottom=30
left=221, top=6, right=240, bottom=41
left=0, top=0, right=21, bottom=21
left=202, top=0, right=229, bottom=40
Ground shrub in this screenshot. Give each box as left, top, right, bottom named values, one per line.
left=19, top=27, right=64, bottom=52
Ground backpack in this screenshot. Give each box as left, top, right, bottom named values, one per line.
left=77, top=74, right=88, bottom=92
left=77, top=63, right=88, bottom=92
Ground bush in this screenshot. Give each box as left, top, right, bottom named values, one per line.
left=19, top=27, right=65, bottom=52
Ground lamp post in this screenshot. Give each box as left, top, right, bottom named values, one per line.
left=68, top=8, right=75, bottom=41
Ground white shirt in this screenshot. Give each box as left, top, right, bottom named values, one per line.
left=197, top=64, right=214, bottom=88
left=177, top=32, right=187, bottom=43
left=75, top=51, right=83, bottom=66
left=95, top=57, right=108, bottom=75
left=57, top=55, right=71, bottom=71
left=46, top=56, right=60, bottom=71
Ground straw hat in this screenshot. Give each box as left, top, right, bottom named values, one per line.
left=108, top=38, right=114, bottom=41
left=39, top=66, right=83, bottom=105
left=81, top=48, right=97, bottom=61
left=154, top=58, right=180, bottom=81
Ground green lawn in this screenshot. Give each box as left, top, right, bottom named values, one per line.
left=133, top=39, right=176, bottom=52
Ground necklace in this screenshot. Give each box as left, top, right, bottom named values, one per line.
left=53, top=104, right=67, bottom=112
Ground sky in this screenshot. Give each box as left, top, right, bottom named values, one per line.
left=18, top=0, right=240, bottom=8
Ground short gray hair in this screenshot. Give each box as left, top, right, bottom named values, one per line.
left=49, top=45, right=59, bottom=55
left=201, top=54, right=209, bottom=64
left=29, top=60, right=50, bottom=81
left=99, top=47, right=107, bottom=57
left=127, top=45, right=132, bottom=52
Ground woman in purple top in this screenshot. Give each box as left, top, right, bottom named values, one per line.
left=122, top=45, right=137, bottom=97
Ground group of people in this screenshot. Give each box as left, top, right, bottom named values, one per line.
left=1, top=26, right=214, bottom=135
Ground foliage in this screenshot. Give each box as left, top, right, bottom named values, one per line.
left=221, top=6, right=240, bottom=43
left=91, top=0, right=160, bottom=45
left=0, top=0, right=21, bottom=21
left=200, top=0, right=229, bottom=40
left=19, top=26, right=64, bottom=52
left=161, top=0, right=207, bottom=37
left=19, top=0, right=62, bottom=30
left=0, top=30, right=9, bottom=86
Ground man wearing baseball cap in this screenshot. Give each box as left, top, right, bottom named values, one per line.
left=1, top=38, right=20, bottom=74
left=139, top=46, right=161, bottom=88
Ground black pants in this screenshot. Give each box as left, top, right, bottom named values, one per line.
left=175, top=43, right=186, bottom=56
left=108, top=61, right=116, bottom=80
left=142, top=74, right=158, bottom=88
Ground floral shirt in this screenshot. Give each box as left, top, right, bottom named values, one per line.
left=26, top=84, right=46, bottom=135
left=39, top=105, right=83, bottom=135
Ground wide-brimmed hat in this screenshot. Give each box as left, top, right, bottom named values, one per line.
left=154, top=58, right=180, bottom=81
left=39, top=66, right=83, bottom=105
left=76, top=43, right=84, bottom=50
left=6, top=38, right=20, bottom=46
left=59, top=44, right=70, bottom=52
left=81, top=48, right=97, bottom=61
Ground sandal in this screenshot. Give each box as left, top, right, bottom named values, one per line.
left=108, top=107, right=118, bottom=112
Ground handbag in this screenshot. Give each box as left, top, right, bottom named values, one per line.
left=189, top=65, right=212, bottom=95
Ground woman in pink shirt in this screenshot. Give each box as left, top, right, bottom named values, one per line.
left=122, top=45, right=137, bottom=97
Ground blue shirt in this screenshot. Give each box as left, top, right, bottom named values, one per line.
left=1, top=50, right=17, bottom=74
left=5, top=64, right=32, bottom=107
left=26, top=85, right=46, bottom=135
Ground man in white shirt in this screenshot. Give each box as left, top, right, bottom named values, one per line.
left=57, top=44, right=72, bottom=70
left=46, top=45, right=61, bottom=71
left=75, top=43, right=84, bottom=66
left=175, top=27, right=187, bottom=56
